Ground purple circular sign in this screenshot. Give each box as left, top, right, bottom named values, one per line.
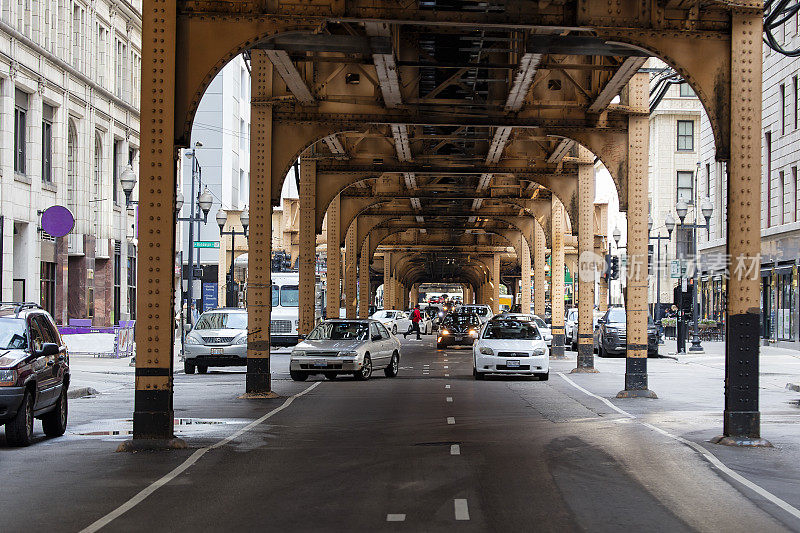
left=41, top=206, right=75, bottom=237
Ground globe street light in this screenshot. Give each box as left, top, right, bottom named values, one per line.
left=217, top=209, right=249, bottom=307
left=120, top=164, right=137, bottom=207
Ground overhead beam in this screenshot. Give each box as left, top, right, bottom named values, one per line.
left=588, top=57, right=648, bottom=114
left=547, top=138, right=575, bottom=163
left=262, top=48, right=315, bottom=104
left=365, top=22, right=403, bottom=109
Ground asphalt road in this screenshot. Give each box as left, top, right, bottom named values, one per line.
left=1, top=337, right=799, bottom=532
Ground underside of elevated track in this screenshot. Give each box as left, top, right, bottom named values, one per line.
left=132, top=0, right=765, bottom=448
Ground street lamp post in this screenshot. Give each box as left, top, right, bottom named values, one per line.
left=675, top=162, right=714, bottom=352
left=648, top=214, right=675, bottom=343
left=217, top=209, right=249, bottom=308
left=612, top=226, right=624, bottom=307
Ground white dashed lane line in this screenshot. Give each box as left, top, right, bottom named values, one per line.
left=386, top=514, right=406, bottom=522
left=445, top=385, right=451, bottom=389
left=450, top=444, right=460, bottom=455
left=447, top=417, right=456, bottom=425
left=446, top=397, right=453, bottom=402
left=454, top=499, right=470, bottom=520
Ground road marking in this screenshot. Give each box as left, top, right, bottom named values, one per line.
left=386, top=514, right=406, bottom=522
left=446, top=397, right=453, bottom=402
left=445, top=373, right=450, bottom=377
left=454, top=499, right=470, bottom=520
left=447, top=417, right=456, bottom=425
left=79, top=382, right=322, bottom=533
left=450, top=444, right=460, bottom=455
left=445, top=385, right=451, bottom=389
left=557, top=372, right=800, bottom=522
left=444, top=365, right=449, bottom=369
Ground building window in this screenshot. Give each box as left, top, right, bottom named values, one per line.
left=679, top=83, right=695, bottom=97
left=42, top=104, right=53, bottom=183
left=795, top=167, right=799, bottom=223
left=40, top=262, right=56, bottom=317
left=705, top=163, right=710, bottom=198
left=781, top=83, right=787, bottom=135
left=72, top=3, right=85, bottom=71
left=677, top=171, right=694, bottom=204
left=67, top=120, right=78, bottom=213
left=767, top=131, right=772, bottom=227
left=14, top=89, right=27, bottom=174
left=794, top=76, right=798, bottom=130
left=779, top=170, right=786, bottom=224
left=86, top=268, right=94, bottom=319
left=677, top=120, right=694, bottom=151
left=113, top=140, right=120, bottom=205
left=113, top=242, right=121, bottom=325
left=93, top=134, right=103, bottom=234
left=131, top=52, right=141, bottom=108
left=115, top=38, right=127, bottom=100
left=96, top=24, right=107, bottom=86
left=127, top=253, right=136, bottom=320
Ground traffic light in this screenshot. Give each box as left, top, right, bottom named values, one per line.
left=609, top=256, right=620, bottom=280
left=602, top=254, right=612, bottom=281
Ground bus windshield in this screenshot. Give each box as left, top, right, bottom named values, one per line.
left=280, top=285, right=299, bottom=307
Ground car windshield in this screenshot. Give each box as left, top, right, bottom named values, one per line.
left=380, top=311, right=396, bottom=318
left=532, top=317, right=546, bottom=328
left=444, top=313, right=479, bottom=328
left=308, top=322, right=369, bottom=341
left=271, top=285, right=279, bottom=307
left=607, top=309, right=626, bottom=323
left=0, top=318, right=28, bottom=349
left=194, top=312, right=248, bottom=330
left=483, top=320, right=541, bottom=340
left=466, top=307, right=489, bottom=316
left=280, top=285, right=299, bottom=307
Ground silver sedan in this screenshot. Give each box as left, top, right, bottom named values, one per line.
left=290, top=319, right=401, bottom=381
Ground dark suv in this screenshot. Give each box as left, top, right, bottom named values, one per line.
left=437, top=311, right=482, bottom=349
left=594, top=307, right=658, bottom=357
left=0, top=303, right=70, bottom=446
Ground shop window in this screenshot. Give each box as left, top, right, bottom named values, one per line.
left=40, top=262, right=56, bottom=317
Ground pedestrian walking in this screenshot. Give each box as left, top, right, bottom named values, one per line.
left=404, top=306, right=422, bottom=340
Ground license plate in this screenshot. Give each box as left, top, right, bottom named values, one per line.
left=454, top=335, right=463, bottom=341
left=313, top=360, right=328, bottom=368
left=506, top=360, right=520, bottom=368
left=211, top=348, right=223, bottom=355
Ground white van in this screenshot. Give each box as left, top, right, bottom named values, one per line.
left=271, top=272, right=300, bottom=346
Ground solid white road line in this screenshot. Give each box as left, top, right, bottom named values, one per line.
left=446, top=397, right=453, bottom=402
left=450, top=444, right=461, bottom=455
left=447, top=417, right=456, bottom=425
left=557, top=372, right=800, bottom=522
left=80, top=382, right=322, bottom=533
left=386, top=514, right=406, bottom=522
left=454, top=499, right=470, bottom=520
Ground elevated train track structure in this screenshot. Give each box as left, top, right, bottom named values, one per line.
left=134, top=0, right=765, bottom=448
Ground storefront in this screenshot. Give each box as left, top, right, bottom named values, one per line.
left=760, top=265, right=798, bottom=344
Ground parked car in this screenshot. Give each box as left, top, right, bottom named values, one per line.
left=564, top=308, right=578, bottom=350
left=437, top=311, right=482, bottom=349
left=370, top=309, right=412, bottom=335
left=290, top=319, right=401, bottom=381
left=0, top=302, right=70, bottom=446
left=184, top=308, right=248, bottom=374
left=594, top=307, right=659, bottom=357
left=531, top=315, right=552, bottom=346
left=473, top=315, right=549, bottom=380
left=457, top=304, right=493, bottom=324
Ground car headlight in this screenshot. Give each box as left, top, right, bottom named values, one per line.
left=441, top=329, right=450, bottom=336
left=292, top=351, right=305, bottom=357
left=0, top=368, right=16, bottom=386
left=468, top=329, right=477, bottom=337
left=295, top=319, right=300, bottom=326
left=235, top=335, right=247, bottom=345
left=339, top=351, right=358, bottom=357
left=533, top=348, right=545, bottom=356
left=479, top=347, right=493, bottom=355
left=186, top=335, right=201, bottom=345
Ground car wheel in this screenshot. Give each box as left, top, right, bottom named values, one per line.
left=184, top=361, right=196, bottom=374
left=648, top=349, right=659, bottom=358
left=354, top=354, right=373, bottom=381
left=42, top=387, right=68, bottom=438
left=6, top=389, right=34, bottom=446
left=290, top=370, right=309, bottom=381
left=197, top=365, right=208, bottom=374
left=473, top=367, right=484, bottom=380
left=597, top=343, right=605, bottom=358
left=392, top=325, right=397, bottom=335
left=324, top=373, right=338, bottom=380
left=537, top=372, right=550, bottom=381
left=384, top=352, right=399, bottom=377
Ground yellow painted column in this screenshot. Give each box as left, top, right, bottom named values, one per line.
left=551, top=197, right=566, bottom=359
left=520, top=235, right=531, bottom=314
left=491, top=253, right=501, bottom=314
left=534, top=222, right=546, bottom=317
left=575, top=150, right=598, bottom=373
left=344, top=221, right=357, bottom=318
left=358, top=233, right=370, bottom=318
left=326, top=194, right=341, bottom=318
left=383, top=252, right=391, bottom=309
left=298, top=159, right=316, bottom=336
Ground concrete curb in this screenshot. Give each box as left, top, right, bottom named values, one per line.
left=786, top=383, right=800, bottom=393
left=67, top=387, right=99, bottom=399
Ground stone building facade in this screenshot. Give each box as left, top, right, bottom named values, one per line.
left=0, top=0, right=141, bottom=326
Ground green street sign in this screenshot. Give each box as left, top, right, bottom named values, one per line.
left=670, top=260, right=686, bottom=278
left=193, top=241, right=220, bottom=249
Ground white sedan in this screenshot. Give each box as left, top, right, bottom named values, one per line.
left=473, top=316, right=549, bottom=380
left=370, top=309, right=412, bottom=335
left=290, top=319, right=401, bottom=381
left=532, top=314, right=552, bottom=346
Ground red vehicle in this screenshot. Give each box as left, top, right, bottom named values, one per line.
left=0, top=303, right=70, bottom=446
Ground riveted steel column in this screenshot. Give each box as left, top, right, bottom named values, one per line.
left=298, top=159, right=316, bottom=336
left=534, top=222, right=546, bottom=316
left=618, top=73, right=656, bottom=398
left=358, top=233, right=369, bottom=318
left=520, top=235, right=531, bottom=314
left=551, top=197, right=566, bottom=359
left=344, top=221, right=357, bottom=318
left=130, top=0, right=178, bottom=445
left=491, top=253, right=501, bottom=314
left=245, top=50, right=273, bottom=395
left=714, top=8, right=769, bottom=446
left=411, top=284, right=419, bottom=307
left=597, top=205, right=609, bottom=313
left=326, top=194, right=341, bottom=318
left=383, top=252, right=391, bottom=309
left=575, top=151, right=597, bottom=373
